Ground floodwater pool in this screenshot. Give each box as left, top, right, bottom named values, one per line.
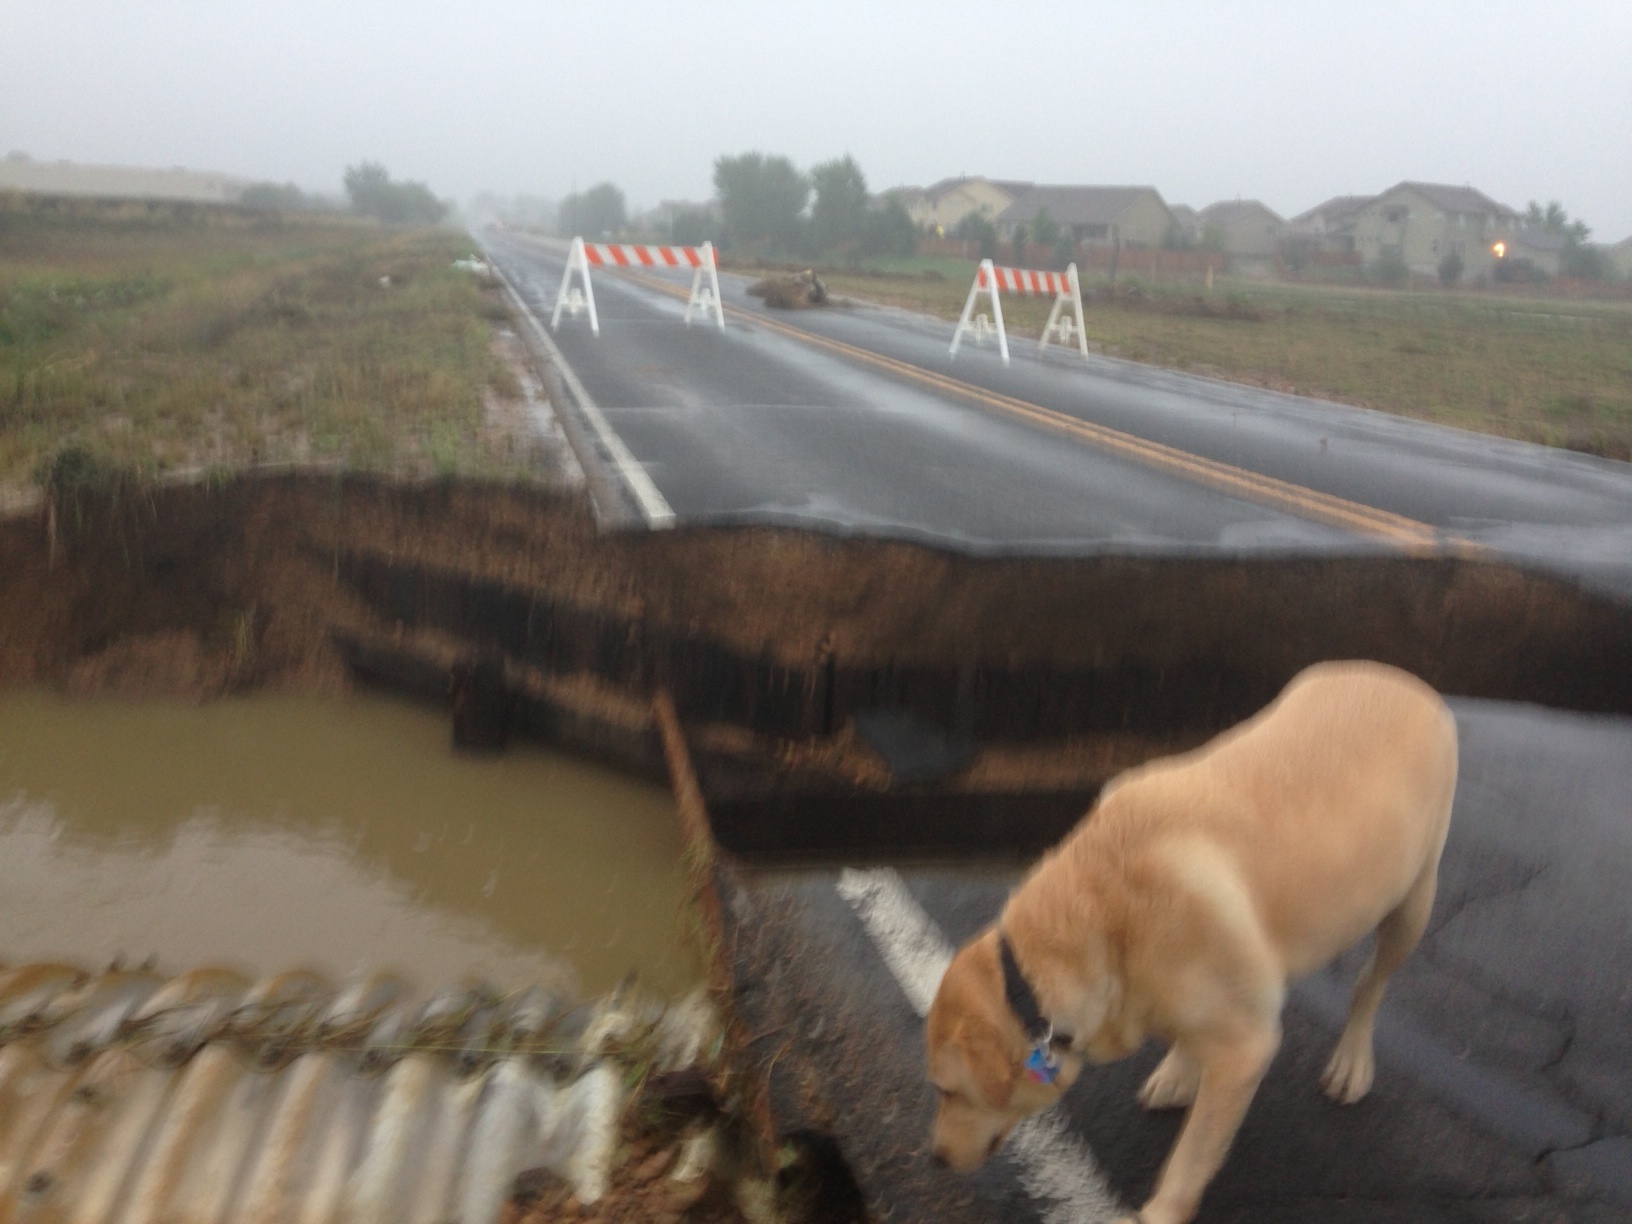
left=0, top=690, right=696, bottom=997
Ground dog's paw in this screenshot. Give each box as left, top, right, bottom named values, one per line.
left=1137, top=1049, right=1199, bottom=1111
left=1321, top=1040, right=1375, bottom=1104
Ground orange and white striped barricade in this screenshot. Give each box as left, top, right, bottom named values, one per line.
left=551, top=237, right=724, bottom=336
left=949, top=259, right=1088, bottom=366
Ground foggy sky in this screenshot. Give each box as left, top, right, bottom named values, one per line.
left=4, top=0, right=1630, bottom=239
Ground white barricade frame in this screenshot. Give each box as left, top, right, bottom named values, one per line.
left=949, top=259, right=1088, bottom=366
left=551, top=238, right=724, bottom=336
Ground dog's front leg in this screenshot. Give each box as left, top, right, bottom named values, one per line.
left=1127, top=1026, right=1280, bottom=1224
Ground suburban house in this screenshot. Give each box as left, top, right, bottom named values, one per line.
left=1502, top=228, right=1567, bottom=277
left=889, top=177, right=1032, bottom=234
left=1289, top=195, right=1376, bottom=254
left=1198, top=199, right=1287, bottom=270
left=994, top=185, right=1174, bottom=249
left=1348, top=182, right=1522, bottom=278
left=1167, top=204, right=1202, bottom=243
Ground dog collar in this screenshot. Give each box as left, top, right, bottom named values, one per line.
left=999, top=932, right=1072, bottom=1084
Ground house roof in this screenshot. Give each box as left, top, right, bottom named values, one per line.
left=921, top=176, right=1032, bottom=203
left=997, top=185, right=1166, bottom=227
left=1199, top=199, right=1285, bottom=226
left=1509, top=228, right=1568, bottom=253
left=0, top=158, right=250, bottom=203
left=1291, top=195, right=1374, bottom=226
left=1383, top=181, right=1519, bottom=218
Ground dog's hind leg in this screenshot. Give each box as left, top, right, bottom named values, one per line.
left=1321, top=861, right=1438, bottom=1104
left=1139, top=1044, right=1201, bottom=1111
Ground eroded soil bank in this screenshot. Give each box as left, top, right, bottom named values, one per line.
left=4, top=473, right=1630, bottom=815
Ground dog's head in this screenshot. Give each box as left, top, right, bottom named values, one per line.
left=925, top=930, right=1080, bottom=1171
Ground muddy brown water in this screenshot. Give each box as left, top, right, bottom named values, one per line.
left=0, top=689, right=698, bottom=997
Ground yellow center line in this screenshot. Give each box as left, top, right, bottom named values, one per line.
left=618, top=267, right=1483, bottom=557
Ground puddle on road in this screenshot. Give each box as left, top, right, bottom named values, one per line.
left=0, top=690, right=696, bottom=996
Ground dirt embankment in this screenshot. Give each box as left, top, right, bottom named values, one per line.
left=6, top=471, right=1632, bottom=735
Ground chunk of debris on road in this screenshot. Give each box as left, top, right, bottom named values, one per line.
left=746, top=269, right=828, bottom=309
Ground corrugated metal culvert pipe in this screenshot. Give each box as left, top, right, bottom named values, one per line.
left=0, top=962, right=722, bottom=1223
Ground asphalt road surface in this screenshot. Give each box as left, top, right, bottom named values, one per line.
left=481, top=231, right=1632, bottom=599
left=480, top=232, right=1632, bottom=1219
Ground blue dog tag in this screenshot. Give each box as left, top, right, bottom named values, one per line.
left=1024, top=1043, right=1060, bottom=1085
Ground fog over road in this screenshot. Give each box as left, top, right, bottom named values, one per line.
left=480, top=231, right=1632, bottom=1221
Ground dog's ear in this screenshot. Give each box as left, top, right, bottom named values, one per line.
left=960, top=1017, right=1017, bottom=1109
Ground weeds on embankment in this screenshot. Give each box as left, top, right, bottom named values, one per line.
left=804, top=262, right=1632, bottom=461
left=0, top=196, right=526, bottom=493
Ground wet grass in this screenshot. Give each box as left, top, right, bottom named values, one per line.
left=806, top=261, right=1632, bottom=462
left=0, top=196, right=525, bottom=493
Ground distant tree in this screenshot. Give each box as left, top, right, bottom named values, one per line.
left=240, top=181, right=330, bottom=212
left=559, top=182, right=626, bottom=237
left=1051, top=232, right=1077, bottom=269
left=1561, top=244, right=1609, bottom=280
left=952, top=212, right=997, bottom=260
left=1525, top=199, right=1605, bottom=280
left=1010, top=221, right=1028, bottom=266
left=713, top=152, right=809, bottom=254
left=861, top=197, right=919, bottom=259
left=809, top=155, right=870, bottom=259
left=1525, top=200, right=1590, bottom=246
left=670, top=206, right=714, bottom=247
left=1030, top=208, right=1060, bottom=251
left=1438, top=250, right=1464, bottom=287
left=343, top=162, right=447, bottom=225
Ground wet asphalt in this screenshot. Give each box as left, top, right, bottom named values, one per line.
left=478, top=234, right=1632, bottom=1219
left=482, top=232, right=1632, bottom=599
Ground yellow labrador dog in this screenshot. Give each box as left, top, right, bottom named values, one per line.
left=926, top=660, right=1457, bottom=1224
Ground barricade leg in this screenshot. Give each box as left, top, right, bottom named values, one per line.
left=684, top=241, right=725, bottom=329
left=1038, top=292, right=1069, bottom=353
left=989, top=266, right=1009, bottom=366
left=1068, top=262, right=1089, bottom=361
left=950, top=259, right=1008, bottom=365
left=551, top=237, right=600, bottom=336
left=1037, top=264, right=1090, bottom=363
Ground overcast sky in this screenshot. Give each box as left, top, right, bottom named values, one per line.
left=5, top=0, right=1630, bottom=238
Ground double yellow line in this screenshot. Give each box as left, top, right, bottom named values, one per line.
left=623, top=268, right=1479, bottom=556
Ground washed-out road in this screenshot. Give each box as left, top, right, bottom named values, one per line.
left=482, top=231, right=1632, bottom=1221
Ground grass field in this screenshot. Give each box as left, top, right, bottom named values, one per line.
left=0, top=197, right=524, bottom=495
left=810, top=259, right=1632, bottom=461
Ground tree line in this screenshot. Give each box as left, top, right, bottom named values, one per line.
left=239, top=162, right=449, bottom=226
left=551, top=152, right=918, bottom=262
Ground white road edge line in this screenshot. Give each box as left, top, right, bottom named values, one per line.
left=836, top=867, right=1125, bottom=1224
left=488, top=262, right=675, bottom=530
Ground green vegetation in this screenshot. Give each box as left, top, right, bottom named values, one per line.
left=713, top=151, right=810, bottom=256
left=0, top=196, right=524, bottom=491
left=707, top=150, right=917, bottom=262
left=559, top=182, right=627, bottom=239
left=343, top=162, right=448, bottom=225
left=804, top=261, right=1632, bottom=461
